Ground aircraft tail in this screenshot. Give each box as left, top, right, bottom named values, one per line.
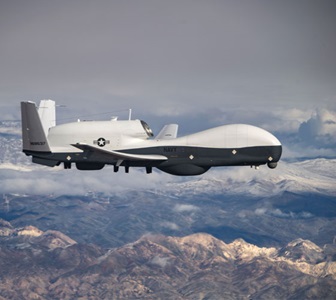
left=21, top=101, right=51, bottom=153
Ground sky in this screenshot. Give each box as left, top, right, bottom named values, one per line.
left=0, top=0, right=336, bottom=155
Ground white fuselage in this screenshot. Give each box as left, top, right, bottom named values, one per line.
left=47, top=120, right=281, bottom=152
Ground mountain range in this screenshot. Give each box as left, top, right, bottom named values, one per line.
left=1, top=221, right=336, bottom=299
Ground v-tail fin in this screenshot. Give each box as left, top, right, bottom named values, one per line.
left=21, top=101, right=51, bottom=153
left=155, top=124, right=179, bottom=139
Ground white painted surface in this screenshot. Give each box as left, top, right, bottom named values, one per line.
left=48, top=121, right=280, bottom=152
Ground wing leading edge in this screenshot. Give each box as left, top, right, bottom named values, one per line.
left=71, top=143, right=168, bottom=161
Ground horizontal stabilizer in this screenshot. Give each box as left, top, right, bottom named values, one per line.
left=155, top=124, right=178, bottom=139
left=71, top=144, right=168, bottom=161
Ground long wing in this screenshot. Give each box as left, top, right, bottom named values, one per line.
left=71, top=143, right=168, bottom=161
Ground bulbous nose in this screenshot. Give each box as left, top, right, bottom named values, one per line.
left=246, top=125, right=281, bottom=147
left=245, top=125, right=282, bottom=168
left=267, top=145, right=282, bottom=168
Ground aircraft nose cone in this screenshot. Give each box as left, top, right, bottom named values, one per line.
left=245, top=125, right=281, bottom=147
left=265, top=130, right=282, bottom=166
left=270, top=144, right=282, bottom=162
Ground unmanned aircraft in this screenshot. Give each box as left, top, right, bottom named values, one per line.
left=21, top=100, right=282, bottom=176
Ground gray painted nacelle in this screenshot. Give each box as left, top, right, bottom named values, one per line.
left=21, top=100, right=282, bottom=176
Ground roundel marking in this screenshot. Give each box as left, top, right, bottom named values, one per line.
left=97, top=137, right=106, bottom=147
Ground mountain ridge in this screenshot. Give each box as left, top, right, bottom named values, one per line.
left=1, top=222, right=336, bottom=299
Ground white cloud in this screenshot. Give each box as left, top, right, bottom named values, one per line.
left=298, top=109, right=336, bottom=148
left=151, top=256, right=170, bottom=268
left=253, top=207, right=313, bottom=219
left=160, top=222, right=179, bottom=230
left=254, top=208, right=268, bottom=216
left=173, top=204, right=200, bottom=213
left=264, top=108, right=312, bottom=134
left=0, top=127, right=21, bottom=135
left=0, top=166, right=178, bottom=196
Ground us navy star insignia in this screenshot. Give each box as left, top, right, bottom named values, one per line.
left=97, top=138, right=106, bottom=147
left=94, top=137, right=110, bottom=147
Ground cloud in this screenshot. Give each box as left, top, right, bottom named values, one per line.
left=0, top=126, right=21, bottom=136
left=160, top=222, right=179, bottom=230
left=150, top=256, right=170, bottom=268
left=173, top=204, right=199, bottom=213
left=0, top=166, right=179, bottom=196
left=265, top=108, right=312, bottom=134
left=298, top=109, right=336, bottom=149
left=254, top=207, right=313, bottom=219
left=254, top=208, right=268, bottom=216
left=211, top=107, right=312, bottom=134
left=250, top=107, right=336, bottom=159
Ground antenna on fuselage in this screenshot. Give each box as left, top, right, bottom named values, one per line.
left=128, top=109, right=132, bottom=120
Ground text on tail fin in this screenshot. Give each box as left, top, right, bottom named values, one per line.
left=21, top=101, right=51, bottom=153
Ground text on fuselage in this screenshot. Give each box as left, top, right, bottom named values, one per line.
left=164, top=147, right=177, bottom=152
